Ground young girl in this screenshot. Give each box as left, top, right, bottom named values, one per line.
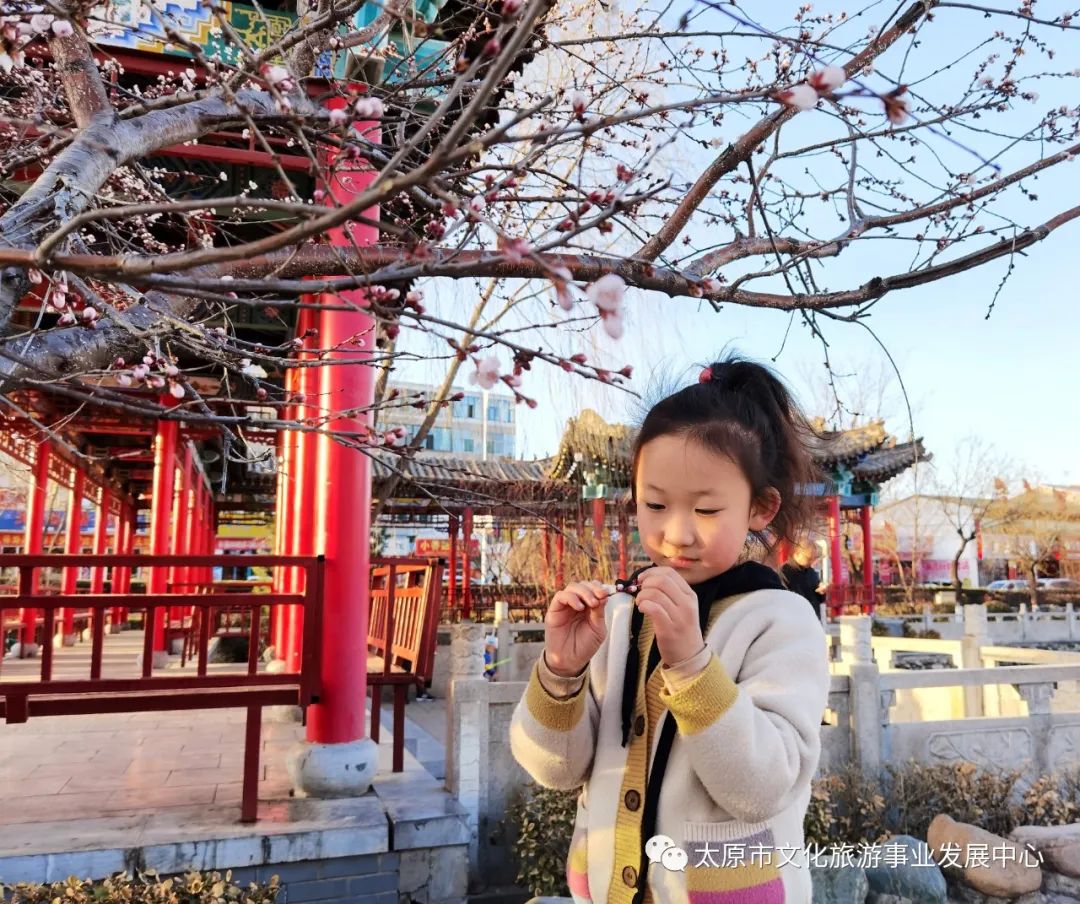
left=510, top=355, right=831, bottom=904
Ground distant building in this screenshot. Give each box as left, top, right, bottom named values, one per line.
left=382, top=380, right=516, bottom=459
left=377, top=382, right=518, bottom=576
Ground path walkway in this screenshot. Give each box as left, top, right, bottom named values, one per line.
left=0, top=626, right=452, bottom=858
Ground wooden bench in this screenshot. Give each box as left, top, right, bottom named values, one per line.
left=367, top=556, right=444, bottom=772
left=0, top=553, right=324, bottom=823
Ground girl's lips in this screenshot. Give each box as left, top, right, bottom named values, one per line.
left=668, top=556, right=698, bottom=568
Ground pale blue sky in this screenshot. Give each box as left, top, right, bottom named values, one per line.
left=399, top=1, right=1080, bottom=488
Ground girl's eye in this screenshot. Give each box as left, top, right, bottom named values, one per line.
left=696, top=509, right=719, bottom=516
left=645, top=503, right=665, bottom=511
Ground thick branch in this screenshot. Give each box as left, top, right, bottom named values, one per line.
left=51, top=28, right=112, bottom=129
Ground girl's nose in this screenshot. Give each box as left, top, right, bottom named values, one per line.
left=663, top=515, right=696, bottom=548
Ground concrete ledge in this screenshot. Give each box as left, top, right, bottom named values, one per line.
left=373, top=771, right=471, bottom=851
left=0, top=796, right=390, bottom=885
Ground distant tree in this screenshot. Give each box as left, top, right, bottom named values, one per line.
left=933, top=437, right=1013, bottom=598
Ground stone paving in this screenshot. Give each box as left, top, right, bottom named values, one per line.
left=0, top=628, right=451, bottom=868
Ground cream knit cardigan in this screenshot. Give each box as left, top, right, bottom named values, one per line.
left=509, top=587, right=830, bottom=904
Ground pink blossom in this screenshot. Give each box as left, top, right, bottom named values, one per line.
left=27, top=268, right=43, bottom=285
left=500, top=237, right=532, bottom=263
left=505, top=374, right=522, bottom=388
left=883, top=92, right=910, bottom=124
left=501, top=0, right=523, bottom=14
left=469, top=194, right=486, bottom=214
left=51, top=18, right=73, bottom=37
left=570, top=91, right=587, bottom=116
left=601, top=312, right=624, bottom=340
left=585, top=273, right=626, bottom=314
left=551, top=265, right=574, bottom=311
left=58, top=311, right=76, bottom=326
left=117, top=372, right=133, bottom=387
left=132, top=364, right=149, bottom=380
left=264, top=65, right=294, bottom=91
left=29, top=14, right=53, bottom=33
left=149, top=375, right=166, bottom=389
left=701, top=277, right=721, bottom=294
left=354, top=97, right=384, bottom=119
left=776, top=83, right=818, bottom=111
left=808, top=65, right=846, bottom=94
left=329, top=108, right=348, bottom=127
left=0, top=51, right=25, bottom=75
left=469, top=355, right=501, bottom=390
left=169, top=382, right=185, bottom=400
left=165, top=364, right=179, bottom=377
left=81, top=306, right=98, bottom=322
left=482, top=37, right=501, bottom=57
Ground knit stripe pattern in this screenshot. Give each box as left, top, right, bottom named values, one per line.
left=608, top=617, right=659, bottom=904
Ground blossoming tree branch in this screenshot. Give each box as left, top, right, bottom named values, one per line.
left=0, top=0, right=1078, bottom=444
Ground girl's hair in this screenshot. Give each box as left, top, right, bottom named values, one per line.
left=630, top=353, right=821, bottom=548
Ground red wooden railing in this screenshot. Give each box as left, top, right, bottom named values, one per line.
left=0, top=554, right=323, bottom=685
left=0, top=554, right=324, bottom=822
left=826, top=584, right=876, bottom=618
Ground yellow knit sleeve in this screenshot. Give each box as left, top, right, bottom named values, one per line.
left=659, top=654, right=738, bottom=736
left=525, top=659, right=589, bottom=732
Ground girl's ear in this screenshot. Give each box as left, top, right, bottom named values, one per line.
left=749, top=487, right=781, bottom=532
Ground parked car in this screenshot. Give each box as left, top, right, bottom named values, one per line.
left=985, top=579, right=1032, bottom=592
left=1039, top=578, right=1080, bottom=592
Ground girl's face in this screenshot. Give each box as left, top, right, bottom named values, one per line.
left=634, top=434, right=779, bottom=585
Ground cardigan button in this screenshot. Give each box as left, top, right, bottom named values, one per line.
left=624, top=789, right=641, bottom=811
left=634, top=715, right=645, bottom=736
left=622, top=865, right=637, bottom=887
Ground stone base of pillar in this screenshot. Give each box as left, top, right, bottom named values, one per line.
left=63, top=633, right=79, bottom=647
left=108, top=624, right=123, bottom=635
left=136, top=650, right=172, bottom=670
left=285, top=738, right=379, bottom=798
left=266, top=704, right=303, bottom=723
left=5, top=642, right=39, bottom=659
left=265, top=658, right=288, bottom=674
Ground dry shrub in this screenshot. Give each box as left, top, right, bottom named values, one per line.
left=806, top=761, right=1080, bottom=847
left=884, top=760, right=1023, bottom=839
left=2, top=870, right=279, bottom=903
left=804, top=763, right=890, bottom=846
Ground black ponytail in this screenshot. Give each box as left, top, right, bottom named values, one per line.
left=630, top=353, right=820, bottom=548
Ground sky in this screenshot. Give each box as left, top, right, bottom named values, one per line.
left=395, top=1, right=1080, bottom=490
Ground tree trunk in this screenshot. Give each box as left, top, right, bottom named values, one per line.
left=952, top=535, right=971, bottom=602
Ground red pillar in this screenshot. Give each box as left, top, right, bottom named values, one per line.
left=591, top=498, right=606, bottom=546
left=61, top=466, right=86, bottom=642
left=285, top=312, right=316, bottom=672
left=304, top=110, right=378, bottom=748
left=861, top=504, right=875, bottom=612
left=448, top=514, right=459, bottom=613
left=828, top=495, right=843, bottom=602
left=541, top=524, right=551, bottom=587
left=113, top=501, right=133, bottom=625
left=273, top=422, right=293, bottom=654
left=462, top=507, right=474, bottom=620
left=21, top=441, right=51, bottom=647
left=149, top=415, right=178, bottom=655
left=617, top=509, right=629, bottom=580
left=555, top=525, right=565, bottom=588
left=91, top=488, right=110, bottom=594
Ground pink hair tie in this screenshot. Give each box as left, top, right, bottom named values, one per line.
left=698, top=366, right=713, bottom=384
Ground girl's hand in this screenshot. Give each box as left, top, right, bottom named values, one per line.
left=635, top=567, right=704, bottom=665
left=544, top=581, right=610, bottom=677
